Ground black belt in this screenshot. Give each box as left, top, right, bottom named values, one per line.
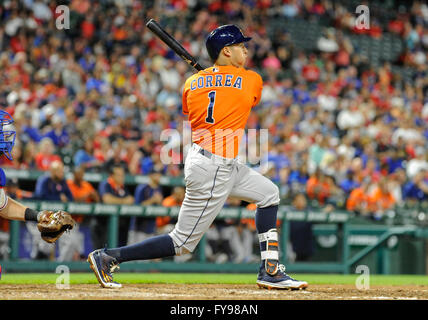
left=198, top=148, right=212, bottom=159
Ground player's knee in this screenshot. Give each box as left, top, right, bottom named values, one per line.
left=174, top=245, right=193, bottom=256
left=173, top=240, right=198, bottom=256
left=257, top=182, right=280, bottom=208
left=169, top=229, right=198, bottom=256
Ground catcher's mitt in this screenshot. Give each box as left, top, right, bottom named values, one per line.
left=37, top=210, right=76, bottom=243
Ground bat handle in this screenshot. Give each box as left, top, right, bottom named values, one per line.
left=193, top=62, right=204, bottom=71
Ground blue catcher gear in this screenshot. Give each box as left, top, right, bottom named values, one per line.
left=0, top=168, right=5, bottom=187
left=205, top=24, right=251, bottom=62
left=0, top=110, right=16, bottom=161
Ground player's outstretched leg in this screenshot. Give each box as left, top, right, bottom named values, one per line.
left=88, top=234, right=175, bottom=288
left=230, top=165, right=308, bottom=290
left=255, top=206, right=308, bottom=290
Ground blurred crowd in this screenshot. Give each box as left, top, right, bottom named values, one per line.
left=0, top=0, right=427, bottom=262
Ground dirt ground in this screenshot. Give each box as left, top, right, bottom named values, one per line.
left=1, top=283, right=428, bottom=300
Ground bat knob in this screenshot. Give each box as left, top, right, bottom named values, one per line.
left=146, top=18, right=155, bottom=27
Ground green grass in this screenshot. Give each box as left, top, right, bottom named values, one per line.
left=1, top=273, right=428, bottom=286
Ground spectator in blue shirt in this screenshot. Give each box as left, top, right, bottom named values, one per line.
left=339, top=171, right=360, bottom=195
left=21, top=113, right=44, bottom=143
left=34, top=160, right=74, bottom=202
left=288, top=165, right=309, bottom=195
left=43, top=116, right=70, bottom=148
left=78, top=48, right=95, bottom=73
left=385, top=147, right=406, bottom=174
left=267, top=145, right=290, bottom=172
left=140, top=152, right=166, bottom=175
left=86, top=68, right=106, bottom=93
left=403, top=170, right=428, bottom=204
left=73, top=138, right=101, bottom=170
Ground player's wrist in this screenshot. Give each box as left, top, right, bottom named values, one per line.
left=24, top=208, right=41, bottom=222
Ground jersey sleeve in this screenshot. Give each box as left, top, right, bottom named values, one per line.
left=251, top=71, right=263, bottom=107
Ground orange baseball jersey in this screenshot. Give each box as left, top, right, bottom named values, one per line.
left=182, top=65, right=263, bottom=158
left=66, top=179, right=96, bottom=203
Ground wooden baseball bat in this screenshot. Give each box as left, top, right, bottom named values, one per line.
left=146, top=19, right=205, bottom=71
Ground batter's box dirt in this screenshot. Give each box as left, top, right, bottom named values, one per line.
left=1, top=284, right=428, bottom=300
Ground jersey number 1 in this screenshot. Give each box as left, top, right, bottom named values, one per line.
left=205, top=91, right=216, bottom=124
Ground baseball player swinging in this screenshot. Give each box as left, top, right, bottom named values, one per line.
left=88, top=25, right=308, bottom=290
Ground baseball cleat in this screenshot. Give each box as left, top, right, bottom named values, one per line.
left=87, top=249, right=122, bottom=289
left=257, top=264, right=308, bottom=290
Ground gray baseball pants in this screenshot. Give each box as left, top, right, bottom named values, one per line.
left=169, top=143, right=280, bottom=255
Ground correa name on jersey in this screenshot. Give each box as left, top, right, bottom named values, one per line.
left=190, top=74, right=243, bottom=91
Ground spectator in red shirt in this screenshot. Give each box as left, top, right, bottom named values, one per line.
left=34, top=138, right=62, bottom=171
left=388, top=18, right=405, bottom=35
left=302, top=55, right=320, bottom=83
left=369, top=20, right=383, bottom=38
left=81, top=14, right=95, bottom=39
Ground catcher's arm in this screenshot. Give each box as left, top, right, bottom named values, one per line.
left=0, top=168, right=32, bottom=221
left=0, top=189, right=30, bottom=221
left=0, top=188, right=76, bottom=243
